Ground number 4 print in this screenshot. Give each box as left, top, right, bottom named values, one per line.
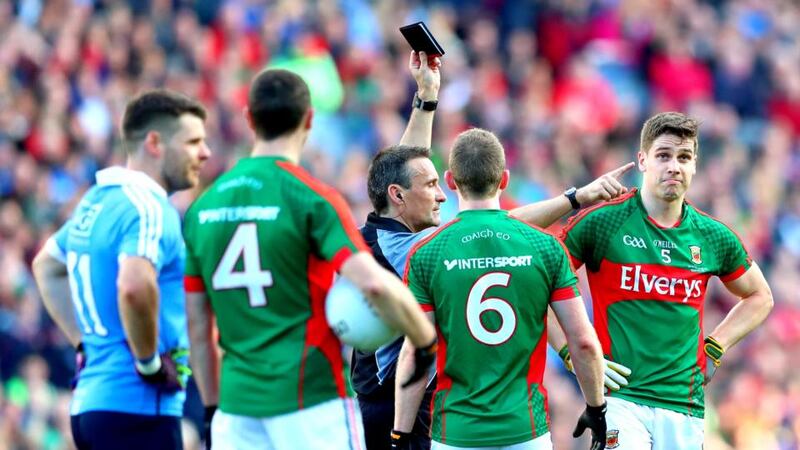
left=212, top=223, right=273, bottom=307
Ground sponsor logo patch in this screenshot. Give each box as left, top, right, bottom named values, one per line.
left=606, top=429, right=620, bottom=449
left=443, top=256, right=533, bottom=271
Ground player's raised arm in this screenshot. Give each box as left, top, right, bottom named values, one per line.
left=704, top=263, right=773, bottom=383
left=339, top=252, right=436, bottom=349
left=32, top=240, right=82, bottom=347
left=399, top=51, right=441, bottom=148
left=509, top=161, right=635, bottom=228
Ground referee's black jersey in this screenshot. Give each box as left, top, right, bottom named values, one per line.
left=350, top=213, right=434, bottom=398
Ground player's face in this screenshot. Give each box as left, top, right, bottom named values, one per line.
left=161, top=114, right=211, bottom=192
left=638, top=133, right=696, bottom=202
left=400, top=157, right=446, bottom=232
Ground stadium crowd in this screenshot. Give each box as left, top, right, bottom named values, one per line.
left=0, top=0, right=798, bottom=449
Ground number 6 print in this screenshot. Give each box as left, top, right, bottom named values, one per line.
left=466, top=272, right=516, bottom=345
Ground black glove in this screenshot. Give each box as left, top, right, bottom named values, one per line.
left=70, top=342, right=86, bottom=390
left=135, top=349, right=191, bottom=392
left=401, top=338, right=437, bottom=388
left=203, top=405, right=217, bottom=450
left=390, top=429, right=412, bottom=450
left=573, top=402, right=607, bottom=450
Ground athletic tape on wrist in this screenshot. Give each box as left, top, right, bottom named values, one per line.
left=135, top=353, right=162, bottom=375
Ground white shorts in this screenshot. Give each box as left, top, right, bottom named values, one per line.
left=431, top=432, right=552, bottom=450
left=211, top=397, right=365, bottom=450
left=605, top=397, right=704, bottom=450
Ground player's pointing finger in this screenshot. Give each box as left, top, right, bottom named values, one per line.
left=608, top=161, right=636, bottom=179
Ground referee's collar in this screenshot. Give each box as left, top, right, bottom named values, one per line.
left=365, top=212, right=413, bottom=233
left=96, top=167, right=168, bottom=198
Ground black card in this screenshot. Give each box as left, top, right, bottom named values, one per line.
left=399, top=22, right=445, bottom=56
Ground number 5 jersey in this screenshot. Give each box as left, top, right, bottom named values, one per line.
left=559, top=189, right=751, bottom=418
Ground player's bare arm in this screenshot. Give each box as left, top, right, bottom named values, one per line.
left=399, top=51, right=441, bottom=148
left=186, top=291, right=221, bottom=407
left=550, top=296, right=606, bottom=406
left=393, top=311, right=436, bottom=434
left=117, top=256, right=160, bottom=360
left=509, top=161, right=635, bottom=228
left=709, top=263, right=773, bottom=355
left=32, top=247, right=82, bottom=347
left=339, top=252, right=436, bottom=348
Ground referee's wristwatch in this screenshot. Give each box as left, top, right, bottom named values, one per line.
left=564, top=186, right=581, bottom=210
left=412, top=93, right=438, bottom=111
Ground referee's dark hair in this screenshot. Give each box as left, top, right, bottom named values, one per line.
left=248, top=69, right=311, bottom=140
left=367, top=145, right=431, bottom=214
left=121, top=89, right=206, bottom=153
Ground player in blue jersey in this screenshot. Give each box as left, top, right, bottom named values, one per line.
left=31, top=89, right=211, bottom=450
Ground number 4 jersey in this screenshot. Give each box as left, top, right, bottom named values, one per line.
left=182, top=156, right=368, bottom=418
left=404, top=209, right=580, bottom=447
left=560, top=189, right=751, bottom=418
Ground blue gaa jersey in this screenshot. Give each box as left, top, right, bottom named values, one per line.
left=45, top=167, right=188, bottom=416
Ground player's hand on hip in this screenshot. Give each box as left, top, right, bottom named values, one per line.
left=703, top=335, right=724, bottom=385
left=572, top=402, right=607, bottom=450
left=408, top=51, right=441, bottom=100
left=401, top=337, right=437, bottom=388
left=559, top=345, right=631, bottom=392
left=576, top=162, right=635, bottom=206
left=603, top=360, right=632, bottom=391
left=70, top=342, right=86, bottom=390
left=135, top=348, right=192, bottom=392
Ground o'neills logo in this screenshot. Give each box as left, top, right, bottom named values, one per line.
left=620, top=265, right=702, bottom=303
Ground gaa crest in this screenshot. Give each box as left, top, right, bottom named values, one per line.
left=689, top=245, right=702, bottom=264
left=606, top=429, right=620, bottom=449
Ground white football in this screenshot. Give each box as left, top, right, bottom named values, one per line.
left=325, top=277, right=399, bottom=351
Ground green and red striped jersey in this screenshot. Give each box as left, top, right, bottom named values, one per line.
left=404, top=209, right=579, bottom=447
left=183, top=156, right=368, bottom=417
left=560, top=189, right=751, bottom=418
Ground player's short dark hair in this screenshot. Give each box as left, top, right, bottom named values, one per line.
left=449, top=128, right=505, bottom=199
left=122, top=89, right=206, bottom=153
left=248, top=69, right=311, bottom=140
left=367, top=145, right=431, bottom=214
left=640, top=112, right=699, bottom=154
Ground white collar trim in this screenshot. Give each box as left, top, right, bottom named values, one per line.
left=95, top=167, right=167, bottom=198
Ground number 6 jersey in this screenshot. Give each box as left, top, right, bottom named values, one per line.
left=403, top=209, right=579, bottom=447
left=559, top=189, right=751, bottom=418
left=182, top=156, right=368, bottom=417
